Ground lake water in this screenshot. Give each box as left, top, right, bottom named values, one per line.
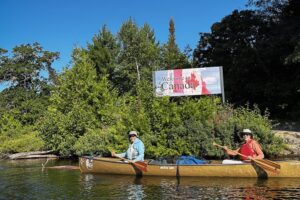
left=0, top=159, right=300, bottom=199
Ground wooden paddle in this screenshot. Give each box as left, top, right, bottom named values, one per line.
left=213, top=142, right=280, bottom=174
left=113, top=154, right=148, bottom=172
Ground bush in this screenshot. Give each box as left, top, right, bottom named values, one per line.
left=211, top=105, right=285, bottom=158
left=0, top=113, right=44, bottom=153
left=0, top=131, right=44, bottom=153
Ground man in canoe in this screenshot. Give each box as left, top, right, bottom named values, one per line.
left=111, top=131, right=145, bottom=163
left=223, top=129, right=264, bottom=164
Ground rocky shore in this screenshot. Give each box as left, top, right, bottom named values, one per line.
left=273, top=130, right=300, bottom=157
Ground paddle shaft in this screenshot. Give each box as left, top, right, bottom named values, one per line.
left=214, top=143, right=266, bottom=162
left=213, top=143, right=255, bottom=159
left=113, top=154, right=147, bottom=172
left=213, top=142, right=280, bottom=173
left=113, top=154, right=132, bottom=162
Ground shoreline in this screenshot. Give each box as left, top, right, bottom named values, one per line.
left=1, top=130, right=299, bottom=161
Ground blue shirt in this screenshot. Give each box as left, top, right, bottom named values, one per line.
left=116, top=138, right=145, bottom=162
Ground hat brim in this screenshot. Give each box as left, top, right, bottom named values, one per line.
left=241, top=132, right=252, bottom=135
left=128, top=134, right=138, bottom=137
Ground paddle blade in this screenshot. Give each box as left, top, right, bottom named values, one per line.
left=134, top=161, right=148, bottom=172
left=135, top=161, right=147, bottom=167
left=253, top=160, right=280, bottom=174
left=256, top=159, right=281, bottom=169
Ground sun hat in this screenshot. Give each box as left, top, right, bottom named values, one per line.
left=128, top=131, right=138, bottom=137
left=242, top=129, right=252, bottom=134
left=241, top=129, right=253, bottom=138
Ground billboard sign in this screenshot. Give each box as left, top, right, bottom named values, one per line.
left=153, top=67, right=223, bottom=97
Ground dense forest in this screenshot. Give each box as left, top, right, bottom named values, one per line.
left=0, top=0, right=298, bottom=158
left=194, top=0, right=300, bottom=119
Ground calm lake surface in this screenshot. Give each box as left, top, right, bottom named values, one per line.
left=0, top=159, right=300, bottom=200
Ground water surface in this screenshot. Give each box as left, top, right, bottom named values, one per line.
left=0, top=159, right=299, bottom=199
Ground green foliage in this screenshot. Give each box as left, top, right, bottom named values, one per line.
left=1, top=17, right=287, bottom=159
left=39, top=49, right=126, bottom=156
left=213, top=105, right=285, bottom=157
left=0, top=88, right=50, bottom=125
left=161, top=18, right=191, bottom=69
left=0, top=113, right=44, bottom=153
left=193, top=0, right=300, bottom=118
left=0, top=113, right=23, bottom=138
left=87, top=25, right=119, bottom=80
left=38, top=105, right=97, bottom=155
left=0, top=43, right=58, bottom=153
left=0, top=43, right=58, bottom=126
left=0, top=131, right=44, bottom=153
left=38, top=19, right=285, bottom=159
left=113, top=19, right=161, bottom=94
left=0, top=42, right=59, bottom=89
left=74, top=128, right=126, bottom=156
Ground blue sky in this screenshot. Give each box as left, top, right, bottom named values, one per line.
left=0, top=0, right=248, bottom=73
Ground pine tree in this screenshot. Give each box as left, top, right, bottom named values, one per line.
left=161, top=18, right=190, bottom=69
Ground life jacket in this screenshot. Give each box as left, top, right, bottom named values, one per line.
left=239, top=140, right=255, bottom=160
left=128, top=141, right=139, bottom=160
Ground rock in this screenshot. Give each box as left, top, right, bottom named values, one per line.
left=0, top=154, right=9, bottom=159
left=273, top=130, right=300, bottom=156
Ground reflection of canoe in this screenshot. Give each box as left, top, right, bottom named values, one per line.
left=79, top=157, right=300, bottom=178
left=82, top=174, right=300, bottom=188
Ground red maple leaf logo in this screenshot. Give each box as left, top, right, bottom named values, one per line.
left=186, top=72, right=199, bottom=90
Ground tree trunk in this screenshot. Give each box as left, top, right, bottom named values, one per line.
left=8, top=150, right=57, bottom=160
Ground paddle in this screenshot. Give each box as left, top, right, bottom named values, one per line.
left=213, top=142, right=280, bottom=174
left=112, top=154, right=148, bottom=172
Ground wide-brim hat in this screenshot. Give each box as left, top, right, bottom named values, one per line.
left=128, top=131, right=138, bottom=137
left=241, top=129, right=253, bottom=135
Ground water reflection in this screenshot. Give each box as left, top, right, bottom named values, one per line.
left=81, top=174, right=96, bottom=193
left=83, top=174, right=300, bottom=199
left=127, top=177, right=145, bottom=200
left=1, top=160, right=300, bottom=200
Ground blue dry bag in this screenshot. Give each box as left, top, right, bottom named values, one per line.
left=176, top=155, right=207, bottom=165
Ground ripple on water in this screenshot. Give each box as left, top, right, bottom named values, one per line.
left=1, top=160, right=300, bottom=200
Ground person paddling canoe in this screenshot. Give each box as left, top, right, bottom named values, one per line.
left=223, top=129, right=264, bottom=164
left=111, top=131, right=145, bottom=163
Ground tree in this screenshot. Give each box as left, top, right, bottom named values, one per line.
left=113, top=19, right=160, bottom=94
left=87, top=25, right=119, bottom=81
left=194, top=10, right=266, bottom=102
left=35, top=20, right=284, bottom=157
left=0, top=42, right=59, bottom=90
left=161, top=18, right=190, bottom=69
left=193, top=0, right=300, bottom=118
left=39, top=49, right=127, bottom=155
left=0, top=43, right=58, bottom=153
left=0, top=43, right=59, bottom=124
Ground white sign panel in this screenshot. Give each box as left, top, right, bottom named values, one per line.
left=153, top=67, right=223, bottom=97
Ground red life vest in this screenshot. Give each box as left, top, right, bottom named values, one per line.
left=239, top=140, right=255, bottom=160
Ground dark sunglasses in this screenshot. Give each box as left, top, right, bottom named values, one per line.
left=128, top=135, right=136, bottom=138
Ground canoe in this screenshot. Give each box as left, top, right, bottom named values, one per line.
left=79, top=156, right=300, bottom=178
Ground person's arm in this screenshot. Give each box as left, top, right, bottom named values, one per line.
left=115, top=152, right=127, bottom=158
left=133, top=142, right=145, bottom=162
left=251, top=141, right=264, bottom=159
left=111, top=151, right=127, bottom=159
left=223, top=146, right=240, bottom=156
